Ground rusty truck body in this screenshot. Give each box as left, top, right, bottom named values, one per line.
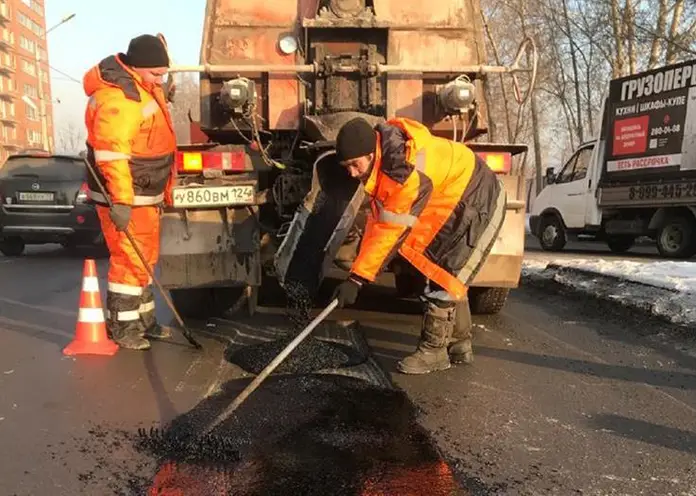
left=159, top=0, right=535, bottom=319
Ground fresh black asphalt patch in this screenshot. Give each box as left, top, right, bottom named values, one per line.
left=131, top=374, right=465, bottom=495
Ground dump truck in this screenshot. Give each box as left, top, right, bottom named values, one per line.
left=159, top=0, right=535, bottom=319
left=530, top=57, right=696, bottom=258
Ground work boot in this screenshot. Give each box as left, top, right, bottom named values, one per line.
left=140, top=286, right=172, bottom=340
left=397, top=300, right=455, bottom=375
left=448, top=298, right=474, bottom=365
left=106, top=290, right=151, bottom=350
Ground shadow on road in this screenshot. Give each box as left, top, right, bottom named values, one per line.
left=587, top=414, right=696, bottom=455
left=475, top=345, right=696, bottom=390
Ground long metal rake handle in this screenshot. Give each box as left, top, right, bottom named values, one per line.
left=201, top=297, right=339, bottom=436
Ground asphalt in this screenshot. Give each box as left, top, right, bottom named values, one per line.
left=1, top=244, right=696, bottom=494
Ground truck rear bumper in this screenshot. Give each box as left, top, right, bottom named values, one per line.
left=470, top=174, right=526, bottom=289
left=158, top=207, right=262, bottom=289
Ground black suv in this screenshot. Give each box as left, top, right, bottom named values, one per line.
left=0, top=152, right=103, bottom=256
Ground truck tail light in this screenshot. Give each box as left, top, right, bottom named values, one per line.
left=175, top=150, right=248, bottom=173
left=478, top=152, right=512, bottom=174
left=75, top=182, right=89, bottom=204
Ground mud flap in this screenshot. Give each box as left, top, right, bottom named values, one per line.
left=274, top=150, right=365, bottom=296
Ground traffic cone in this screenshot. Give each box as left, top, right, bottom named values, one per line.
left=63, top=259, right=119, bottom=356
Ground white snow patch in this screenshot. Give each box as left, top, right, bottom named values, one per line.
left=523, top=259, right=696, bottom=293
left=522, top=258, right=696, bottom=327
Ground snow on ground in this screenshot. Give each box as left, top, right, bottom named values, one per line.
left=522, top=258, right=696, bottom=328
left=523, top=259, right=696, bottom=293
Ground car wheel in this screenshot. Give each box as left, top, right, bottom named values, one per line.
left=656, top=215, right=696, bottom=259
left=538, top=215, right=567, bottom=251
left=0, top=237, right=25, bottom=257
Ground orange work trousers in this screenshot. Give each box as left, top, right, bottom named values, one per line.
left=96, top=205, right=161, bottom=293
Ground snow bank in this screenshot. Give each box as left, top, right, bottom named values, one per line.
left=522, top=258, right=696, bottom=327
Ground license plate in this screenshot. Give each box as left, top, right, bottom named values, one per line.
left=172, top=185, right=255, bottom=207
left=18, top=192, right=54, bottom=202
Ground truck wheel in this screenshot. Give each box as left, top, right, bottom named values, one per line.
left=606, top=235, right=635, bottom=253
left=170, top=288, right=214, bottom=319
left=538, top=215, right=566, bottom=251
left=169, top=287, right=247, bottom=320
left=656, top=215, right=696, bottom=259
left=468, top=287, right=510, bottom=315
left=394, top=270, right=426, bottom=298
left=0, top=237, right=25, bottom=257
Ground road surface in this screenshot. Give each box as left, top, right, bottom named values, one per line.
left=524, top=234, right=669, bottom=263
left=1, top=245, right=695, bottom=495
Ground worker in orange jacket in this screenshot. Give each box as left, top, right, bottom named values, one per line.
left=332, top=117, right=507, bottom=374
left=83, top=34, right=177, bottom=350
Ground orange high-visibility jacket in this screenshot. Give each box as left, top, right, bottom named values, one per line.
left=350, top=118, right=504, bottom=300
left=83, top=54, right=177, bottom=207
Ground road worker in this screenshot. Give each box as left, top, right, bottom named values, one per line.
left=83, top=34, right=177, bottom=350
left=331, top=117, right=507, bottom=375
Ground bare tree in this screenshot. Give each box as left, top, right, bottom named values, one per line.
left=56, top=122, right=86, bottom=155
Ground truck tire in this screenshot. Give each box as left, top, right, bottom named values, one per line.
left=606, top=235, right=635, bottom=253
left=0, top=237, right=25, bottom=257
left=169, top=286, right=247, bottom=320
left=469, top=287, right=510, bottom=315
left=656, top=215, right=696, bottom=259
left=538, top=215, right=566, bottom=251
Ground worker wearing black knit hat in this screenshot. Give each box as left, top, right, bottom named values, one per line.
left=122, top=34, right=170, bottom=69
left=332, top=116, right=507, bottom=376
left=81, top=33, right=177, bottom=350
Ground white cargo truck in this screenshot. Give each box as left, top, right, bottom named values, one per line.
left=530, top=58, right=696, bottom=258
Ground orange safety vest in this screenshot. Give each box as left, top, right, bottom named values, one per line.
left=83, top=54, right=177, bottom=207
left=350, top=117, right=505, bottom=300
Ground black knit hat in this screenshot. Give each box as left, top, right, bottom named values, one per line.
left=335, top=118, right=377, bottom=162
left=122, top=34, right=169, bottom=68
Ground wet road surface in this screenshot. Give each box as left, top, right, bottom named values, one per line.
left=1, top=245, right=696, bottom=494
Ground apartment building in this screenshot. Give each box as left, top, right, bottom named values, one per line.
left=0, top=0, right=53, bottom=164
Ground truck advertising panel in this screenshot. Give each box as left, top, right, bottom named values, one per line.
left=603, top=59, right=696, bottom=179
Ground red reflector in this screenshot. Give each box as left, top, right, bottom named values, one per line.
left=477, top=152, right=512, bottom=174
left=175, top=150, right=247, bottom=173
left=76, top=215, right=85, bottom=224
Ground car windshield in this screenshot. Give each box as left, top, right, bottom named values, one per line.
left=0, top=156, right=85, bottom=182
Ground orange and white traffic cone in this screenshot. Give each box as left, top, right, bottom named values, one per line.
left=63, top=259, right=119, bottom=356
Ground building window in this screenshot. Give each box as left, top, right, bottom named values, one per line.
left=1, top=28, right=14, bottom=45
left=25, top=103, right=38, bottom=121
left=17, top=12, right=43, bottom=37
left=23, top=83, right=37, bottom=98
left=26, top=129, right=42, bottom=144
left=21, top=59, right=35, bottom=76
left=19, top=35, right=35, bottom=54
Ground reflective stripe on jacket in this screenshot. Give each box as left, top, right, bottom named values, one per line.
left=83, top=54, right=176, bottom=206
left=350, top=117, right=505, bottom=300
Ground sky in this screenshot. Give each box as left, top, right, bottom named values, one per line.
left=44, top=0, right=206, bottom=139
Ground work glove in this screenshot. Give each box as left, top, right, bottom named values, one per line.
left=332, top=277, right=363, bottom=309
left=110, top=204, right=132, bottom=232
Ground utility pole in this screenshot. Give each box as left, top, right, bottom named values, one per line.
left=34, top=46, right=48, bottom=151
